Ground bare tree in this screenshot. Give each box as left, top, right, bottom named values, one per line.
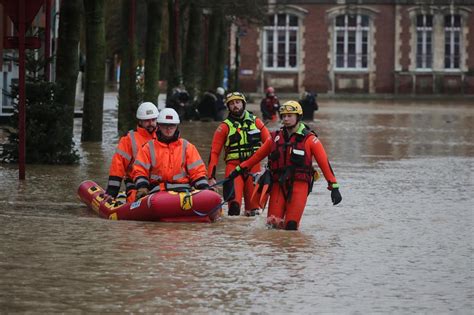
left=82, top=0, right=106, bottom=141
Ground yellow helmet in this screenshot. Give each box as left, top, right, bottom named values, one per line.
left=279, top=101, right=303, bottom=116
left=225, top=92, right=247, bottom=106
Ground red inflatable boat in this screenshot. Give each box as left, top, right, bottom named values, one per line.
left=77, top=180, right=222, bottom=223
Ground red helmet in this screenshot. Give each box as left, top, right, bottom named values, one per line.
left=266, top=86, right=275, bottom=94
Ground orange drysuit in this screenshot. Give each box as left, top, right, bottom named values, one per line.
left=240, top=124, right=338, bottom=229
left=106, top=126, right=156, bottom=202
left=208, top=111, right=270, bottom=214
left=133, top=137, right=209, bottom=192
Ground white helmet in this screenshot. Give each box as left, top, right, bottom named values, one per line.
left=157, top=108, right=180, bottom=124
left=216, top=87, right=225, bottom=96
left=136, top=102, right=159, bottom=120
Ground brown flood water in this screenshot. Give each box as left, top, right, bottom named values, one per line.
left=0, top=94, right=472, bottom=313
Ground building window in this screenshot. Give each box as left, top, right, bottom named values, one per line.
left=334, top=14, right=369, bottom=69
left=416, top=14, right=433, bottom=69
left=263, top=13, right=299, bottom=70
left=444, top=14, right=461, bottom=69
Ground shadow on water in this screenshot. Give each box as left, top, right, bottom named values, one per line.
left=0, top=95, right=473, bottom=313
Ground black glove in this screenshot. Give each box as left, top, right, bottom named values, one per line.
left=331, top=188, right=342, bottom=205
left=196, top=183, right=211, bottom=190
left=228, top=165, right=244, bottom=180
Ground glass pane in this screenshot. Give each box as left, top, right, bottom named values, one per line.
left=289, top=30, right=297, bottom=42
left=348, top=31, right=355, bottom=45
left=362, top=56, right=367, bottom=68
left=361, top=15, right=369, bottom=27
left=445, top=56, right=450, bottom=68
left=348, top=55, right=356, bottom=67
left=289, top=55, right=296, bottom=67
left=336, top=30, right=344, bottom=43
left=277, top=14, right=286, bottom=26
left=289, top=15, right=298, bottom=26
left=426, top=15, right=433, bottom=27
left=266, top=30, right=273, bottom=42
left=348, top=15, right=356, bottom=27
left=337, top=43, right=344, bottom=54
left=266, top=54, right=273, bottom=67
left=445, top=15, right=452, bottom=27
left=362, top=42, right=367, bottom=54
left=454, top=14, right=461, bottom=27
left=417, top=15, right=424, bottom=27
left=424, top=54, right=432, bottom=68
left=289, top=43, right=296, bottom=55
left=278, top=30, right=285, bottom=42
left=454, top=57, right=459, bottom=68
left=277, top=53, right=285, bottom=67
left=417, top=56, right=422, bottom=68
left=336, top=15, right=345, bottom=27
left=267, top=41, right=273, bottom=54
left=336, top=55, right=344, bottom=67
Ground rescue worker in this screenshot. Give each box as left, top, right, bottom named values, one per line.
left=260, top=86, right=280, bottom=122
left=133, top=108, right=210, bottom=200
left=105, top=102, right=159, bottom=203
left=229, top=101, right=342, bottom=230
left=208, top=92, right=271, bottom=216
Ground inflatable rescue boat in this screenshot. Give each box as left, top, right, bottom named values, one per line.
left=77, top=180, right=222, bottom=223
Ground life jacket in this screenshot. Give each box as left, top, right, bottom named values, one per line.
left=268, top=123, right=315, bottom=186
left=223, top=111, right=262, bottom=162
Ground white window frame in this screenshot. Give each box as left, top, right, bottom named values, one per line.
left=263, top=13, right=299, bottom=71
left=334, top=14, right=369, bottom=70
left=444, top=14, right=461, bottom=70
left=416, top=14, right=433, bottom=70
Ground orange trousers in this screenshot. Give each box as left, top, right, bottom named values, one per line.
left=225, top=160, right=261, bottom=211
left=266, top=181, right=309, bottom=229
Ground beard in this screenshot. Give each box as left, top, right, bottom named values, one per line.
left=230, top=108, right=244, bottom=118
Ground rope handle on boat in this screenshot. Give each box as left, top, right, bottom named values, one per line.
left=193, top=177, right=236, bottom=217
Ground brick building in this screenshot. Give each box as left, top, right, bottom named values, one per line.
left=233, top=0, right=474, bottom=95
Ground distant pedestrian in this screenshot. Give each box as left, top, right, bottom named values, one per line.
left=215, top=87, right=226, bottom=121
left=197, top=90, right=217, bottom=121
left=299, top=91, right=318, bottom=121
left=260, top=86, right=280, bottom=122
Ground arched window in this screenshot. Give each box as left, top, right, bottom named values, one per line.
left=444, top=14, right=461, bottom=69
left=263, top=13, right=299, bottom=70
left=416, top=14, right=433, bottom=69
left=334, top=14, right=369, bottom=69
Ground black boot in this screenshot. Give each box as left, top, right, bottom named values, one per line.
left=228, top=202, right=240, bottom=216
left=285, top=220, right=298, bottom=231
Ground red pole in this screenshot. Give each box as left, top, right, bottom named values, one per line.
left=174, top=0, right=180, bottom=80
left=129, top=0, right=135, bottom=86
left=18, top=0, right=26, bottom=180
left=44, top=0, right=51, bottom=81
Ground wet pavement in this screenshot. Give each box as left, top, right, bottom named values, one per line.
left=0, top=93, right=472, bottom=313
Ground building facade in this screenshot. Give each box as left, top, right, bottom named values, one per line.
left=234, top=0, right=474, bottom=95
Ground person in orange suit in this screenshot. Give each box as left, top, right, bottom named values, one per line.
left=106, top=102, right=159, bottom=203
left=133, top=108, right=210, bottom=200
left=229, top=101, right=342, bottom=230
left=208, top=92, right=270, bottom=216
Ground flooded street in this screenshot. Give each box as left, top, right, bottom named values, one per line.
left=0, top=94, right=472, bottom=313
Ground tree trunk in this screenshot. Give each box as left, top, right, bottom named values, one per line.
left=118, top=0, right=138, bottom=135
left=213, top=12, right=228, bottom=90
left=82, top=0, right=106, bottom=141
left=55, top=0, right=82, bottom=143
left=182, top=2, right=201, bottom=97
left=143, top=0, right=164, bottom=104
left=166, top=0, right=180, bottom=97
left=202, top=11, right=221, bottom=92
